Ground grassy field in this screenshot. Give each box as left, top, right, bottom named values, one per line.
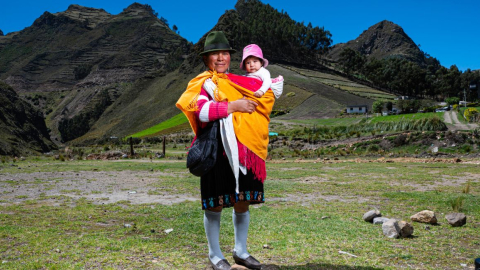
left=367, top=112, right=441, bottom=124
left=128, top=113, right=189, bottom=138
left=1, top=157, right=479, bottom=269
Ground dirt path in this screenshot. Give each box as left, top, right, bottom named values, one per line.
left=446, top=111, right=479, bottom=130
left=443, top=111, right=453, bottom=124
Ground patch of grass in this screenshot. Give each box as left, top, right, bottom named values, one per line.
left=368, top=112, right=440, bottom=123
left=128, top=113, right=189, bottom=138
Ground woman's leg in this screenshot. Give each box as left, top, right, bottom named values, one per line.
left=232, top=201, right=250, bottom=259
left=204, top=206, right=225, bottom=264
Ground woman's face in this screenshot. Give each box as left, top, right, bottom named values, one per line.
left=204, top=50, right=231, bottom=73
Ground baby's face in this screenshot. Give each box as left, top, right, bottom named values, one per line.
left=244, top=56, right=262, bottom=73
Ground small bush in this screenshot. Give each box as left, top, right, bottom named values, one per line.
left=450, top=196, right=465, bottom=212
left=464, top=108, right=479, bottom=122
left=286, top=92, right=296, bottom=97
left=394, top=134, right=408, bottom=146
left=462, top=181, right=471, bottom=194
left=460, top=144, right=472, bottom=153
left=366, top=144, right=380, bottom=153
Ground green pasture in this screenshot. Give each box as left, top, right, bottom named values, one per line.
left=1, top=157, right=479, bottom=269
left=283, top=117, right=364, bottom=127
left=367, top=112, right=440, bottom=124
left=128, top=113, right=189, bottom=138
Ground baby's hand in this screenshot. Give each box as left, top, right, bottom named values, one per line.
left=254, top=90, right=264, bottom=98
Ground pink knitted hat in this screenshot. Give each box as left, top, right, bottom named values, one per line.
left=240, top=44, right=269, bottom=70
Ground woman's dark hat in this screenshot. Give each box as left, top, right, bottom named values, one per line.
left=199, top=31, right=236, bottom=56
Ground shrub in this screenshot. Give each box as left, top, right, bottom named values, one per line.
left=286, top=92, right=296, bottom=97
left=366, top=144, right=380, bottom=153
left=445, top=97, right=460, bottom=106
left=394, top=134, right=408, bottom=146
left=464, top=108, right=479, bottom=122
left=463, top=181, right=471, bottom=194
left=450, top=196, right=465, bottom=212
left=460, top=144, right=472, bottom=153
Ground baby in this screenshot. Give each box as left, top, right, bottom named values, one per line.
left=240, top=44, right=283, bottom=98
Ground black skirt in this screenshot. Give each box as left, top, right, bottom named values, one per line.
left=200, top=131, right=265, bottom=210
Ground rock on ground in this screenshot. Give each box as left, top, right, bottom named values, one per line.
left=363, top=209, right=381, bottom=222
left=410, top=210, right=437, bottom=224
left=373, top=217, right=390, bottom=225
left=398, top=221, right=414, bottom=237
left=445, top=213, right=467, bottom=227
left=382, top=219, right=400, bottom=239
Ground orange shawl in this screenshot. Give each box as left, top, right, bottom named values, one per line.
left=176, top=70, right=275, bottom=160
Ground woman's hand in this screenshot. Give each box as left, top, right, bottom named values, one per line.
left=228, top=97, right=258, bottom=114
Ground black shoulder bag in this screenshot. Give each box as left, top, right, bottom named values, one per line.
left=186, top=120, right=219, bottom=176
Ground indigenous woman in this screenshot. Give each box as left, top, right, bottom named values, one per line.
left=176, top=31, right=276, bottom=270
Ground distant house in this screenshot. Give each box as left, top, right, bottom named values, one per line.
left=346, top=105, right=368, bottom=114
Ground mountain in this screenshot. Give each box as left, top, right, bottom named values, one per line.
left=327, top=20, right=426, bottom=66
left=0, top=3, right=191, bottom=143
left=0, top=81, right=57, bottom=155
left=0, top=1, right=401, bottom=147
left=75, top=0, right=372, bottom=143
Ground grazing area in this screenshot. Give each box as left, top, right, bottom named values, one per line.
left=1, top=157, right=479, bottom=269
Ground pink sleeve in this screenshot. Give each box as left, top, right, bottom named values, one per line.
left=208, top=102, right=228, bottom=121
left=194, top=88, right=229, bottom=122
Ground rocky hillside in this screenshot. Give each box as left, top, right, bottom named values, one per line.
left=0, top=81, right=57, bottom=155
left=0, top=3, right=191, bottom=143
left=327, top=20, right=426, bottom=66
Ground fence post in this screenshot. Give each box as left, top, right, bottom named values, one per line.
left=163, top=136, right=166, bottom=157
left=129, top=137, right=134, bottom=156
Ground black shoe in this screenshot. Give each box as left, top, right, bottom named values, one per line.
left=210, top=258, right=231, bottom=270
left=232, top=251, right=261, bottom=269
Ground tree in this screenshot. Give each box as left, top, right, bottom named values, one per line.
left=445, top=97, right=460, bottom=106
left=386, top=101, right=393, bottom=111
left=339, top=48, right=365, bottom=75
left=372, top=101, right=384, bottom=113
left=172, top=25, right=178, bottom=34
left=159, top=17, right=169, bottom=27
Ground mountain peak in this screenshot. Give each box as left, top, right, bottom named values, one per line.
left=328, top=20, right=425, bottom=65
left=55, top=4, right=112, bottom=29
left=121, top=3, right=158, bottom=17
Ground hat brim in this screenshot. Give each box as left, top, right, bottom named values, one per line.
left=199, top=48, right=236, bottom=56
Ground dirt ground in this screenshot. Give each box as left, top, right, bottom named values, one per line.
left=2, top=157, right=479, bottom=207
left=0, top=169, right=198, bottom=206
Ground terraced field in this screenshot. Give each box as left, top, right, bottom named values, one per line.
left=279, top=65, right=396, bottom=100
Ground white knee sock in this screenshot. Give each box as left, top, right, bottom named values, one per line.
left=204, top=210, right=225, bottom=264
left=233, top=210, right=250, bottom=260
